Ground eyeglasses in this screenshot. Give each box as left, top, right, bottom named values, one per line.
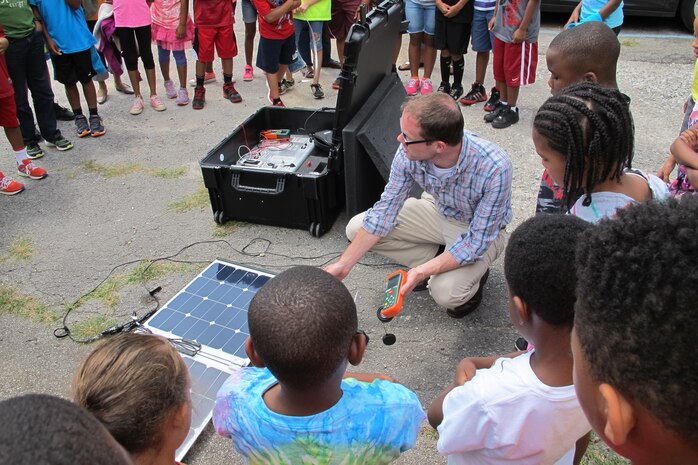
left=357, top=330, right=369, bottom=345
left=400, top=131, right=433, bottom=146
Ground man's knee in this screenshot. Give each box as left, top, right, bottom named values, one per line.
left=345, top=212, right=366, bottom=241
left=428, top=270, right=481, bottom=308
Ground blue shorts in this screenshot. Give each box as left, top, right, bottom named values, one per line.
left=471, top=8, right=494, bottom=52
left=294, top=19, right=324, bottom=52
left=241, top=0, right=257, bottom=24
left=405, top=0, right=435, bottom=35
left=256, top=35, right=295, bottom=74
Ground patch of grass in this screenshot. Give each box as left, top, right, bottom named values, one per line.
left=168, top=185, right=209, bottom=213
left=582, top=434, right=629, bottom=465
left=82, top=160, right=187, bottom=180
left=0, top=283, right=59, bottom=324
left=420, top=426, right=439, bottom=442
left=82, top=160, right=141, bottom=178
left=70, top=315, right=117, bottom=340
left=146, top=166, right=187, bottom=179
left=125, top=260, right=191, bottom=284
left=0, top=236, right=35, bottom=262
left=212, top=221, right=245, bottom=237
left=620, top=39, right=639, bottom=47
left=87, top=277, right=122, bottom=309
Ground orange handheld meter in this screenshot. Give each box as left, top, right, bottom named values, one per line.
left=378, top=270, right=407, bottom=320
left=260, top=129, right=291, bottom=141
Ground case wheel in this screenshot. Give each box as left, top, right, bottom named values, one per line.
left=214, top=211, right=227, bottom=225
left=309, top=222, right=324, bottom=238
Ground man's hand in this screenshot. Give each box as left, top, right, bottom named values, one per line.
left=46, top=36, right=61, bottom=55
left=324, top=261, right=353, bottom=281
left=511, top=27, right=526, bottom=44
left=657, top=155, right=676, bottom=183
left=0, top=38, right=8, bottom=55
left=454, top=358, right=477, bottom=385
left=400, top=266, right=427, bottom=298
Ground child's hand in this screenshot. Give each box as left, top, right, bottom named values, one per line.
left=445, top=3, right=461, bottom=17
left=454, top=358, right=477, bottom=385
left=0, top=38, right=8, bottom=55
left=290, top=0, right=302, bottom=9
left=657, top=155, right=676, bottom=183
left=511, top=27, right=526, bottom=44
left=488, top=15, right=495, bottom=31
left=439, top=3, right=451, bottom=15
left=46, top=36, right=62, bottom=55
left=680, top=127, right=698, bottom=151
left=295, top=3, right=308, bottom=13
left=176, top=23, right=186, bottom=40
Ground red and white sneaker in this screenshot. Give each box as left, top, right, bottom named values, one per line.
left=0, top=172, right=24, bottom=195
left=17, top=159, right=48, bottom=180
left=405, top=78, right=420, bottom=96
left=243, top=65, right=254, bottom=81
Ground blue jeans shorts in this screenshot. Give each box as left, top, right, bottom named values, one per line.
left=241, top=0, right=257, bottom=24
left=471, top=8, right=494, bottom=52
left=405, top=0, right=436, bottom=35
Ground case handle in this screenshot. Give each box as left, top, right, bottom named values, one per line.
left=231, top=173, right=286, bottom=195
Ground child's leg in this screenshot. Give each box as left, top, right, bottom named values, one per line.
left=222, top=58, right=233, bottom=79
left=64, top=83, right=83, bottom=115
left=158, top=44, right=172, bottom=82
left=267, top=71, right=281, bottom=100
left=309, top=21, right=323, bottom=84
left=451, top=53, right=464, bottom=88
left=408, top=33, right=423, bottom=78
left=134, top=26, right=158, bottom=97
left=245, top=22, right=256, bottom=67
left=115, top=27, right=142, bottom=97
left=422, top=34, right=436, bottom=80
left=173, top=50, right=188, bottom=89
left=440, top=50, right=451, bottom=87
left=81, top=80, right=98, bottom=112
left=196, top=61, right=207, bottom=85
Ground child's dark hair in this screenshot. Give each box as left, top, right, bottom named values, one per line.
left=533, top=81, right=634, bottom=210
left=504, top=214, right=591, bottom=326
left=549, top=22, right=620, bottom=86
left=248, top=266, right=357, bottom=389
left=0, top=394, right=133, bottom=465
left=72, top=333, right=190, bottom=455
left=575, top=197, right=698, bottom=447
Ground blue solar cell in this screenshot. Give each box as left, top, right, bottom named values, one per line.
left=182, top=318, right=213, bottom=342
left=209, top=282, right=234, bottom=302
left=224, top=269, right=247, bottom=285
left=168, top=292, right=196, bottom=310
left=203, top=368, right=229, bottom=398
left=188, top=358, right=207, bottom=380
left=235, top=272, right=257, bottom=289
left=189, top=299, right=211, bottom=319
left=229, top=310, right=247, bottom=331
left=210, top=327, right=236, bottom=350
left=147, top=307, right=176, bottom=328
left=173, top=316, right=199, bottom=336
left=201, top=301, right=228, bottom=322
left=214, top=307, right=239, bottom=327
left=201, top=263, right=235, bottom=281
left=232, top=290, right=254, bottom=309
left=195, top=324, right=224, bottom=346
left=190, top=278, right=219, bottom=297
left=158, top=310, right=186, bottom=332
left=222, top=331, right=247, bottom=357
left=249, top=275, right=271, bottom=290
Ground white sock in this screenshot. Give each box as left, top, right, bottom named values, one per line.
left=14, top=147, right=27, bottom=164
left=500, top=101, right=508, bottom=107
left=510, top=106, right=518, bottom=112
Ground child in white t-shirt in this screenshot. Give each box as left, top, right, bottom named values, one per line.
left=428, top=214, right=592, bottom=465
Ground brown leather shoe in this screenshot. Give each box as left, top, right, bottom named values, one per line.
left=447, top=269, right=490, bottom=318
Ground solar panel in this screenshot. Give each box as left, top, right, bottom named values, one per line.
left=143, top=260, right=274, bottom=462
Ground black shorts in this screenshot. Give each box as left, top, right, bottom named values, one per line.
left=256, top=35, right=295, bottom=74
left=433, top=20, right=471, bottom=55
left=51, top=48, right=96, bottom=85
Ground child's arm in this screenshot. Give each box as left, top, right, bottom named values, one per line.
left=261, top=0, right=301, bottom=24
left=0, top=37, right=8, bottom=55
left=435, top=0, right=450, bottom=15
left=670, top=127, right=698, bottom=171
left=177, top=0, right=189, bottom=39
left=30, top=6, right=61, bottom=55
left=657, top=154, right=677, bottom=182
left=344, top=371, right=397, bottom=383
left=427, top=352, right=522, bottom=428
left=511, top=0, right=538, bottom=44
left=488, top=1, right=497, bottom=31
left=295, top=0, right=320, bottom=14
left=596, top=0, right=622, bottom=20
left=564, top=2, right=581, bottom=28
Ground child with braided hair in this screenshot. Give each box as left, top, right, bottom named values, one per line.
left=532, top=81, right=668, bottom=223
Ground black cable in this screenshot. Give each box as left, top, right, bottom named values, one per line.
left=54, top=237, right=402, bottom=343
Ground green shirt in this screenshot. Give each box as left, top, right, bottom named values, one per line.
left=294, top=0, right=331, bottom=22
left=0, top=1, right=36, bottom=39
left=692, top=59, right=698, bottom=102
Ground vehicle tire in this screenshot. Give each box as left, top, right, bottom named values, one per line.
left=679, top=0, right=696, bottom=32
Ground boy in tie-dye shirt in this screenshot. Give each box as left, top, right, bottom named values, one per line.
left=213, top=266, right=425, bottom=464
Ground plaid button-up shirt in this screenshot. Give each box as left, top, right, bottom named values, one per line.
left=362, top=130, right=513, bottom=265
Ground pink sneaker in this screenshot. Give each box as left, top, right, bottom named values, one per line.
left=164, top=80, right=177, bottom=99
left=420, top=78, right=433, bottom=95
left=405, top=78, right=420, bottom=96
left=0, top=172, right=24, bottom=195
left=17, top=159, right=47, bottom=180
left=243, top=65, right=254, bottom=81
left=176, top=88, right=189, bottom=106
left=129, top=95, right=144, bottom=115
left=150, top=95, right=166, bottom=111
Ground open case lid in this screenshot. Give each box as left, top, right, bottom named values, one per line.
left=327, top=0, right=406, bottom=169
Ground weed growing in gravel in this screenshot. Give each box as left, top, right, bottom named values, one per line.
left=0, top=283, right=58, bottom=323
left=168, top=185, right=209, bottom=212
left=81, top=160, right=187, bottom=180
left=213, top=221, right=245, bottom=237
left=69, top=315, right=118, bottom=341
left=0, top=236, right=34, bottom=262
left=620, top=40, right=639, bottom=47
left=125, top=261, right=193, bottom=284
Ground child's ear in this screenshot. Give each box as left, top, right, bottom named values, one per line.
left=245, top=337, right=266, bottom=368
left=170, top=403, right=190, bottom=429
left=583, top=71, right=599, bottom=84
left=347, top=331, right=367, bottom=367
left=599, top=383, right=636, bottom=447
left=512, top=295, right=532, bottom=325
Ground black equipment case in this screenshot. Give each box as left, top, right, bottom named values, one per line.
left=199, top=0, right=406, bottom=237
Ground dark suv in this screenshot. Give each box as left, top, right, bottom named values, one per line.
left=541, top=0, right=695, bottom=30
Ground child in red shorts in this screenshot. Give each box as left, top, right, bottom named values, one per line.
left=191, top=0, right=242, bottom=110
left=253, top=0, right=300, bottom=106
left=485, top=0, right=540, bottom=129
left=0, top=25, right=47, bottom=196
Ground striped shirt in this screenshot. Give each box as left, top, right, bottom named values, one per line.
left=474, top=0, right=496, bottom=11
left=362, top=131, right=513, bottom=265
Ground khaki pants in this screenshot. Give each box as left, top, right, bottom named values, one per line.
left=347, top=193, right=507, bottom=308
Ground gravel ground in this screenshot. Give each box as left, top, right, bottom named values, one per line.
left=0, top=12, right=690, bottom=465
